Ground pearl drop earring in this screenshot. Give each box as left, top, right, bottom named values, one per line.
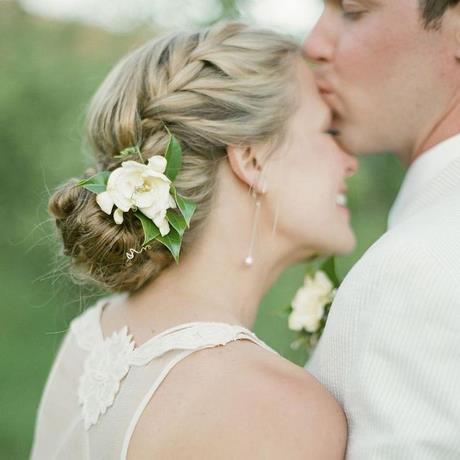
left=244, top=190, right=262, bottom=267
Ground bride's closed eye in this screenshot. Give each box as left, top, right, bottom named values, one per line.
left=325, top=128, right=340, bottom=137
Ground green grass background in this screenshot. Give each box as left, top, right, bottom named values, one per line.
left=0, top=3, right=405, bottom=458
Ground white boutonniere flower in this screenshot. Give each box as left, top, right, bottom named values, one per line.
left=286, top=262, right=338, bottom=354
left=288, top=270, right=335, bottom=333
left=96, top=156, right=176, bottom=236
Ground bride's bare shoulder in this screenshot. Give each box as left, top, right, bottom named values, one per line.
left=129, top=340, right=346, bottom=460
left=212, top=341, right=347, bottom=458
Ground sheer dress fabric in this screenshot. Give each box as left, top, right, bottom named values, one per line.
left=31, top=293, right=277, bottom=459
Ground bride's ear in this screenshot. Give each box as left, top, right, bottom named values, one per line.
left=226, top=144, right=267, bottom=194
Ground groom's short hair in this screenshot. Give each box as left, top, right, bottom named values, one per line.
left=420, top=0, right=460, bottom=27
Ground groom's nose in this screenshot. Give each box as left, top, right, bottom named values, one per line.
left=302, top=11, right=335, bottom=64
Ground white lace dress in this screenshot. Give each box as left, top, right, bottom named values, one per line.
left=31, top=293, right=277, bottom=459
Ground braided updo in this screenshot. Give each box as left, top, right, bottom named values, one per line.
left=48, top=21, right=301, bottom=293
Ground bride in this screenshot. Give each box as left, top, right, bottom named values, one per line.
left=32, top=21, right=357, bottom=459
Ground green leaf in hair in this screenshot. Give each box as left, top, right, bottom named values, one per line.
left=156, top=226, right=182, bottom=263
left=134, top=211, right=160, bottom=246
left=164, top=128, right=183, bottom=181
left=171, top=186, right=196, bottom=228
left=77, top=171, right=110, bottom=193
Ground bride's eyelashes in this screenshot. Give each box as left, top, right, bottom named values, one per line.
left=325, top=128, right=341, bottom=137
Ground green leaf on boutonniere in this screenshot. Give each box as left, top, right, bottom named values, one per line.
left=78, top=171, right=110, bottom=193
left=320, top=257, right=339, bottom=285
left=166, top=209, right=187, bottom=237
left=164, top=129, right=182, bottom=182
left=274, top=305, right=292, bottom=319
left=290, top=336, right=310, bottom=351
left=134, top=211, right=160, bottom=246
left=156, top=226, right=182, bottom=263
left=171, top=187, right=196, bottom=228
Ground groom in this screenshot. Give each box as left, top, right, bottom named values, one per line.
left=303, top=1, right=460, bottom=458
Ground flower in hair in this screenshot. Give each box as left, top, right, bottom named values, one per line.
left=96, top=157, right=176, bottom=236
left=78, top=131, right=196, bottom=262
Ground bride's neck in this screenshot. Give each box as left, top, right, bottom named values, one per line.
left=124, top=171, right=315, bottom=331
left=127, top=230, right=296, bottom=331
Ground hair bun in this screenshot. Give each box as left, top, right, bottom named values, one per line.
left=48, top=178, right=81, bottom=221
left=48, top=178, right=172, bottom=293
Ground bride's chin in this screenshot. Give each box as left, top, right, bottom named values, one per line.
left=284, top=245, right=318, bottom=265
left=334, top=231, right=357, bottom=255
left=312, top=230, right=356, bottom=258
left=275, top=226, right=356, bottom=264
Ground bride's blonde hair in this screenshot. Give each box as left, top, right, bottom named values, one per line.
left=48, top=21, right=301, bottom=293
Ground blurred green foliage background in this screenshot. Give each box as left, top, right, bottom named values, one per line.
left=0, top=1, right=404, bottom=457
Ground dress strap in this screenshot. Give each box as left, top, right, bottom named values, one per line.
left=130, top=322, right=278, bottom=366
left=120, top=325, right=278, bottom=460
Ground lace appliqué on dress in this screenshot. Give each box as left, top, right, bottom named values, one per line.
left=71, top=296, right=277, bottom=431
left=78, top=326, right=135, bottom=430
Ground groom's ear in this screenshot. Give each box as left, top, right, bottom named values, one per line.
left=226, top=144, right=267, bottom=193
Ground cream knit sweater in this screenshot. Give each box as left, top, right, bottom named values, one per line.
left=308, top=134, right=460, bottom=460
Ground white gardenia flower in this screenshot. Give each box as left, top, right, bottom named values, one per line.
left=288, top=270, right=335, bottom=333
left=96, top=156, right=176, bottom=236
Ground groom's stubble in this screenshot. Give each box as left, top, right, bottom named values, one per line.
left=303, top=0, right=460, bottom=165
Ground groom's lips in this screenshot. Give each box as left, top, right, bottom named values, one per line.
left=315, top=75, right=334, bottom=93
left=317, top=80, right=337, bottom=102
left=315, top=72, right=337, bottom=96
left=317, top=80, right=343, bottom=117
